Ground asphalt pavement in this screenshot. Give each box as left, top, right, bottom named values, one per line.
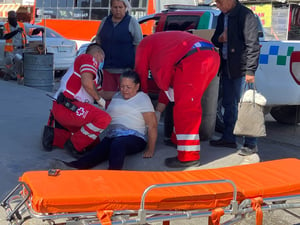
left=0, top=79, right=300, bottom=225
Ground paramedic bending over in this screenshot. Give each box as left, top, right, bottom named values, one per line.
left=52, top=70, right=157, bottom=170
left=135, top=31, right=220, bottom=168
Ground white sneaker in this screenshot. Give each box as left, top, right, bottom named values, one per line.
left=240, top=154, right=260, bottom=165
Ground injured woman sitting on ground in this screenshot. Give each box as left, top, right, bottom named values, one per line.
left=51, top=70, right=157, bottom=170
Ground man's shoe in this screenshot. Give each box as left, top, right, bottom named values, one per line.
left=240, top=154, right=260, bottom=165
left=209, top=138, right=237, bottom=149
left=42, top=126, right=54, bottom=151
left=64, top=139, right=85, bottom=159
left=238, top=146, right=258, bottom=156
left=164, top=156, right=200, bottom=168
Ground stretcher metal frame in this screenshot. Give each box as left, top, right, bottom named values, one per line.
left=2, top=178, right=300, bottom=225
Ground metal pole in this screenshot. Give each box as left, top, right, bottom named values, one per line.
left=42, top=0, right=46, bottom=54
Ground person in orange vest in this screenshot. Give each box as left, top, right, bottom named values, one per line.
left=3, top=11, right=26, bottom=83
left=3, top=10, right=43, bottom=84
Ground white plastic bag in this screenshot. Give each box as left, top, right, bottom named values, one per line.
left=233, top=86, right=267, bottom=137
left=241, top=89, right=267, bottom=106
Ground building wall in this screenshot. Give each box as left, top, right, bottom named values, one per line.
left=246, top=3, right=289, bottom=40
left=272, top=5, right=289, bottom=40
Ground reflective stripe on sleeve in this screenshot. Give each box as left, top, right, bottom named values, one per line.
left=86, top=123, right=104, bottom=133
left=80, top=127, right=98, bottom=140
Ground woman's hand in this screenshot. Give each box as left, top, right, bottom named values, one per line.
left=142, top=111, right=157, bottom=159
left=143, top=149, right=154, bottom=158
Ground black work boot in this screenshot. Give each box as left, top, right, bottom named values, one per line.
left=164, top=157, right=200, bottom=168
left=64, top=139, right=85, bottom=159
left=42, top=126, right=54, bottom=151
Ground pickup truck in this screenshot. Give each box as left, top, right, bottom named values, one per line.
left=138, top=5, right=300, bottom=126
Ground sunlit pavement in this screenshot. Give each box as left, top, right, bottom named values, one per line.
left=0, top=79, right=300, bottom=224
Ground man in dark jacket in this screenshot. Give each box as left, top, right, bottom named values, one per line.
left=210, top=0, right=261, bottom=156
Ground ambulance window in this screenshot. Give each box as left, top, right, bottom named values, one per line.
left=164, top=15, right=199, bottom=31
left=139, top=17, right=160, bottom=36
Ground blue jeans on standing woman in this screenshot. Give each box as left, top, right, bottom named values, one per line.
left=221, top=66, right=257, bottom=148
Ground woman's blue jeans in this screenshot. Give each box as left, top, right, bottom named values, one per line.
left=221, top=74, right=257, bottom=148
left=69, top=135, right=147, bottom=170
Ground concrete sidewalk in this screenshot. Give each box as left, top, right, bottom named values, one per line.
left=0, top=79, right=252, bottom=197
left=0, top=80, right=300, bottom=225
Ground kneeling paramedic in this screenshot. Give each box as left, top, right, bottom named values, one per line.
left=42, top=43, right=111, bottom=158
left=135, top=31, right=220, bottom=168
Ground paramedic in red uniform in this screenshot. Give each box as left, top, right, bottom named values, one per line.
left=42, top=43, right=111, bottom=158
left=135, top=31, right=220, bottom=168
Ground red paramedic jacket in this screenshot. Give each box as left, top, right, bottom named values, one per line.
left=135, top=31, right=213, bottom=104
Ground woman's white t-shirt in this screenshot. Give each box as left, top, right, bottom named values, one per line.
left=106, top=92, right=154, bottom=136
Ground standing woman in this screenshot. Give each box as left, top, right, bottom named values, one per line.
left=96, top=0, right=143, bottom=103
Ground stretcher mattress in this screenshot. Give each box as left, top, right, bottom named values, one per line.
left=20, top=158, right=300, bottom=214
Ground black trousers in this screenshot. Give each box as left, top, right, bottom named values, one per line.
left=69, top=135, right=146, bottom=170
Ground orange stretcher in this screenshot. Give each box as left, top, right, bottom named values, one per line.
left=2, top=158, right=300, bottom=225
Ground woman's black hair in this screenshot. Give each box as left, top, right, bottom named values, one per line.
left=120, top=69, right=141, bottom=87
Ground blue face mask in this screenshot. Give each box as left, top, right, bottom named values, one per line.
left=98, top=61, right=104, bottom=70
